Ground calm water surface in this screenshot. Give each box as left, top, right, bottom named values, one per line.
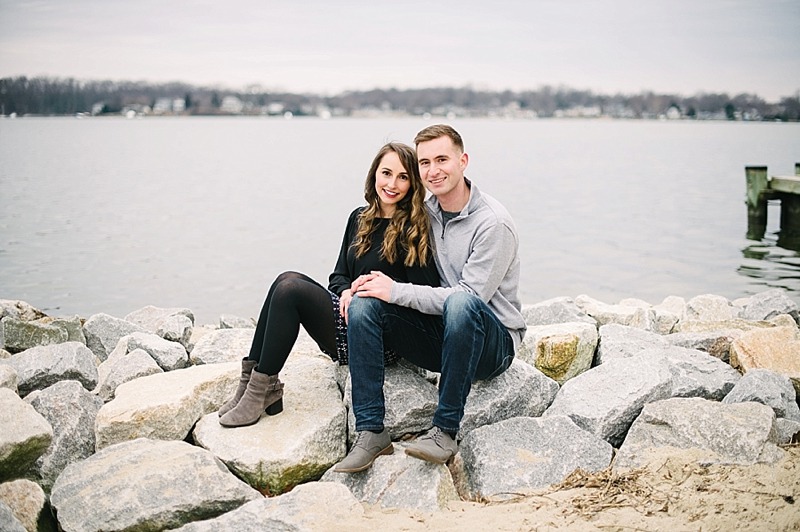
left=1, top=117, right=799, bottom=325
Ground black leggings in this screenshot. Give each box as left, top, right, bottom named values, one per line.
left=247, top=271, right=338, bottom=375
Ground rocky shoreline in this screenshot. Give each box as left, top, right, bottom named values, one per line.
left=1, top=289, right=799, bottom=531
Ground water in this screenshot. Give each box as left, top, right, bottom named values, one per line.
left=1, top=117, right=799, bottom=325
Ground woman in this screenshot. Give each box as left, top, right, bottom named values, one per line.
left=218, top=142, right=438, bottom=428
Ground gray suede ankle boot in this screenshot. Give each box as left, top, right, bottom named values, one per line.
left=218, top=358, right=258, bottom=417
left=218, top=370, right=284, bottom=428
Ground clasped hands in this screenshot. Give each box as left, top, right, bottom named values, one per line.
left=339, top=271, right=393, bottom=324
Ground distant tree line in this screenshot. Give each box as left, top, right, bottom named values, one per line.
left=1, top=76, right=798, bottom=121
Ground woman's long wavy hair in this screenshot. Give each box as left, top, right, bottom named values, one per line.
left=352, top=142, right=431, bottom=267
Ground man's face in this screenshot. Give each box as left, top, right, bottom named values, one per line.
left=416, top=136, right=467, bottom=198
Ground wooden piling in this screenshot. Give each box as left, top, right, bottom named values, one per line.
left=745, top=166, right=769, bottom=240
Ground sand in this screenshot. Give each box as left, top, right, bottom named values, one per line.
left=333, top=444, right=800, bottom=531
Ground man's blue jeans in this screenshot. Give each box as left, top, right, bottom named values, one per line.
left=347, top=291, right=514, bottom=435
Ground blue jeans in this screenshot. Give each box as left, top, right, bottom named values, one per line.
left=347, top=291, right=514, bottom=435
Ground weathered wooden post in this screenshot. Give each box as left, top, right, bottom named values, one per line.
left=745, top=166, right=769, bottom=240
left=777, top=163, right=800, bottom=250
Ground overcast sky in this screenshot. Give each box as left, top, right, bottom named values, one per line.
left=1, top=0, right=798, bottom=101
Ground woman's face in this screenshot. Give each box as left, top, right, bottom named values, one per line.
left=374, top=151, right=412, bottom=217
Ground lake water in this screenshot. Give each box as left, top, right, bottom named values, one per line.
left=1, top=117, right=799, bottom=325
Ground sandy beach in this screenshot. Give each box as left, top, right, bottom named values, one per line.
left=335, top=444, right=800, bottom=531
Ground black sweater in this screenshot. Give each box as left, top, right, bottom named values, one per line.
left=327, top=207, right=439, bottom=296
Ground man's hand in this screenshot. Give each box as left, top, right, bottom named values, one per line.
left=351, top=271, right=393, bottom=303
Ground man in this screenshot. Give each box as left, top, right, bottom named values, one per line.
left=334, top=124, right=526, bottom=473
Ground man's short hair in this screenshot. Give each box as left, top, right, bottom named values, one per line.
left=414, top=124, right=464, bottom=153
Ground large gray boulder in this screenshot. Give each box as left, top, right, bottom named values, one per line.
left=723, top=368, right=800, bottom=421
left=737, top=288, right=799, bottom=323
left=25, top=380, right=104, bottom=491
left=664, top=329, right=742, bottom=363
left=0, top=389, right=52, bottom=482
left=615, top=397, right=784, bottom=469
left=82, top=313, right=145, bottom=361
left=0, top=317, right=67, bottom=354
left=193, top=354, right=346, bottom=495
left=521, top=297, right=596, bottom=326
left=518, top=322, right=598, bottom=384
left=575, top=294, right=657, bottom=331
left=595, top=323, right=668, bottom=365
left=657, top=346, right=741, bottom=400
left=1, top=342, right=97, bottom=397
left=113, top=331, right=189, bottom=371
left=321, top=441, right=459, bottom=512
left=543, top=354, right=673, bottom=446
left=459, top=359, right=560, bottom=438
left=95, top=347, right=163, bottom=402
left=189, top=328, right=255, bottom=365
left=0, top=300, right=46, bottom=322
left=0, top=501, right=25, bottom=532
left=458, top=415, right=613, bottom=500
left=50, top=438, right=262, bottom=532
left=95, top=362, right=238, bottom=449
left=124, top=305, right=195, bottom=348
left=173, top=482, right=363, bottom=532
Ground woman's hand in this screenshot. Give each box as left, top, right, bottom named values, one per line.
left=339, top=289, right=353, bottom=324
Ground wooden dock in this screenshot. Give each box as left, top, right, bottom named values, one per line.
left=746, top=163, right=800, bottom=249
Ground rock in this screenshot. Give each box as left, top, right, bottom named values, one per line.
left=673, top=316, right=783, bottom=334
left=189, top=328, right=255, bottom=365
left=322, top=442, right=458, bottom=512
left=193, top=354, right=346, bottom=495
left=25, top=380, right=104, bottom=491
left=722, top=368, right=800, bottom=421
left=458, top=415, right=613, bottom=501
left=95, top=362, right=238, bottom=449
left=459, top=359, right=560, bottom=438
left=115, top=331, right=189, bottom=371
left=657, top=346, right=741, bottom=400
left=82, top=313, right=145, bottom=361
left=595, top=324, right=668, bottom=365
left=0, top=342, right=98, bottom=397
left=543, top=354, right=673, bottom=446
left=345, top=363, right=438, bottom=443
left=518, top=322, right=597, bottom=384
left=521, top=297, right=596, bottom=326
left=575, top=294, right=656, bottom=331
left=0, top=365, right=17, bottom=393
left=730, top=326, right=800, bottom=395
left=737, top=288, right=799, bottom=323
left=0, top=318, right=68, bottom=354
left=0, top=388, right=52, bottom=482
left=665, top=330, right=742, bottom=363
left=219, top=314, right=255, bottom=329
left=775, top=418, right=800, bottom=445
left=173, top=482, right=363, bottom=532
left=615, top=397, right=784, bottom=468
left=0, top=501, right=25, bottom=532
left=95, top=348, right=163, bottom=402
left=0, top=300, right=47, bottom=322
left=43, top=315, right=86, bottom=345
left=125, top=305, right=195, bottom=350
left=619, top=297, right=680, bottom=334
left=50, top=438, right=262, bottom=532
left=186, top=324, right=215, bottom=354
left=0, top=479, right=47, bottom=532
left=683, top=294, right=739, bottom=321
left=124, top=305, right=195, bottom=331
